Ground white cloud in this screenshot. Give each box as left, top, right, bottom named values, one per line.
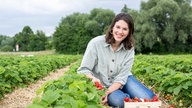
left=0, top=0, right=142, bottom=15
left=0, top=0, right=76, bottom=14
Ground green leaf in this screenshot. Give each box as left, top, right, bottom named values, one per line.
left=27, top=104, right=44, bottom=108
left=77, top=100, right=86, bottom=108
left=0, top=66, right=5, bottom=74
left=63, top=104, right=72, bottom=108
left=42, top=90, right=60, bottom=105
left=69, top=81, right=86, bottom=92
left=55, top=94, right=72, bottom=105
left=38, top=100, right=49, bottom=107
left=15, top=75, right=23, bottom=82
left=173, top=85, right=182, bottom=95
left=189, top=92, right=192, bottom=98
left=167, top=86, right=174, bottom=93
left=87, top=105, right=103, bottom=108
left=87, top=93, right=96, bottom=101
left=169, top=80, right=176, bottom=85
left=54, top=106, right=65, bottom=108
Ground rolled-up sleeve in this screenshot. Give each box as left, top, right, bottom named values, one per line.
left=113, top=48, right=134, bottom=85
left=77, top=39, right=97, bottom=75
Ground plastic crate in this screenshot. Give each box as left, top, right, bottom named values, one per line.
left=124, top=101, right=162, bottom=108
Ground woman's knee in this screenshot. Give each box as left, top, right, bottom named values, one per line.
left=107, top=90, right=125, bottom=108
left=122, top=75, right=155, bottom=99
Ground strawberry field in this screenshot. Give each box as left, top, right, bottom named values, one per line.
left=0, top=54, right=192, bottom=108
left=0, top=55, right=81, bottom=99
left=132, top=54, right=192, bottom=107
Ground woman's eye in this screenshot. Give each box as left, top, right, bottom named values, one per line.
left=123, top=28, right=128, bottom=31
left=116, top=26, right=120, bottom=29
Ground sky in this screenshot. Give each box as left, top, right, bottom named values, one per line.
left=0, top=0, right=146, bottom=36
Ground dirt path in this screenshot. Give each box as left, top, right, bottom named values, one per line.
left=0, top=63, right=74, bottom=108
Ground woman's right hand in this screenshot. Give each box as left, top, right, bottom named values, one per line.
left=92, top=77, right=101, bottom=83
left=85, top=73, right=101, bottom=83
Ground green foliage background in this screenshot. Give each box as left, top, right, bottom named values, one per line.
left=53, top=0, right=192, bottom=54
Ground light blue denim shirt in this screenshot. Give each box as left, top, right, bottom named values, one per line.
left=77, top=35, right=134, bottom=87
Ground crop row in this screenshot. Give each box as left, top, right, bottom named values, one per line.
left=0, top=55, right=81, bottom=99
left=27, top=60, right=105, bottom=108
left=135, top=54, right=192, bottom=73
left=133, top=55, right=192, bottom=107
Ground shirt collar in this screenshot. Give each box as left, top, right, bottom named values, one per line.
left=118, top=43, right=126, bottom=51
left=104, top=42, right=110, bottom=47
left=104, top=42, right=126, bottom=51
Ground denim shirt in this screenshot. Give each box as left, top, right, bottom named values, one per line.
left=77, top=35, right=134, bottom=87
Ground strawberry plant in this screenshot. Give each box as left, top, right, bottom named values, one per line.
left=28, top=62, right=105, bottom=108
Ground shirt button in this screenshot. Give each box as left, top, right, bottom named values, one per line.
left=110, top=70, right=112, bottom=73
left=108, top=78, right=110, bottom=80
left=112, top=59, right=114, bottom=62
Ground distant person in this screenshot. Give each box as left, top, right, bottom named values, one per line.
left=77, top=12, right=156, bottom=108
left=16, top=44, right=19, bottom=52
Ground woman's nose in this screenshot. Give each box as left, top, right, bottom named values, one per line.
left=118, top=29, right=123, bottom=34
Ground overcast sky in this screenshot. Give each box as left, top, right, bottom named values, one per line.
left=0, top=0, right=146, bottom=36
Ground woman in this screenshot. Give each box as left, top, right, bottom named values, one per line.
left=77, top=13, right=155, bottom=108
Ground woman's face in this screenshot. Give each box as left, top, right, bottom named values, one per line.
left=112, top=20, right=129, bottom=44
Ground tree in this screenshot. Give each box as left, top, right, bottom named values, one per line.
left=28, top=30, right=48, bottom=51
left=121, top=4, right=129, bottom=13
left=53, top=13, right=90, bottom=54
left=0, top=35, right=14, bottom=51
left=14, top=26, right=34, bottom=51
left=53, top=8, right=115, bottom=54
left=14, top=26, right=48, bottom=51
left=90, top=8, right=115, bottom=33
left=134, top=0, right=192, bottom=53
left=85, top=20, right=102, bottom=37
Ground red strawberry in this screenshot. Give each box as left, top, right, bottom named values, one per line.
left=124, top=97, right=130, bottom=102
left=98, top=86, right=103, bottom=90
left=144, top=98, right=150, bottom=102
left=95, top=81, right=100, bottom=87
left=152, top=96, right=158, bottom=102
left=133, top=97, right=139, bottom=102
left=171, top=104, right=176, bottom=108
left=94, top=81, right=103, bottom=90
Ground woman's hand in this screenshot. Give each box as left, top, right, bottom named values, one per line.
left=102, top=95, right=108, bottom=105
left=85, top=73, right=101, bottom=83
left=92, top=77, right=101, bottom=83
left=102, top=90, right=110, bottom=105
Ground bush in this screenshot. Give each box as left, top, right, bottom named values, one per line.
left=0, top=45, right=13, bottom=52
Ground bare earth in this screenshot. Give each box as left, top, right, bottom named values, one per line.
left=0, top=64, right=73, bottom=108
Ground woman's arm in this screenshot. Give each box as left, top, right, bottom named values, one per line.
left=102, top=82, right=122, bottom=105
left=106, top=82, right=122, bottom=95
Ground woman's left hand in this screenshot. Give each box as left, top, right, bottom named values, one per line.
left=102, top=95, right=108, bottom=105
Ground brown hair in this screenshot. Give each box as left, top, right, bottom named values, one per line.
left=105, top=13, right=134, bottom=50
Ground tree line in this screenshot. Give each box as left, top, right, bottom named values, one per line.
left=0, top=0, right=191, bottom=54
left=0, top=26, right=52, bottom=52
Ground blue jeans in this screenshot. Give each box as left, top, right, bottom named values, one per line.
left=107, top=75, right=155, bottom=108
